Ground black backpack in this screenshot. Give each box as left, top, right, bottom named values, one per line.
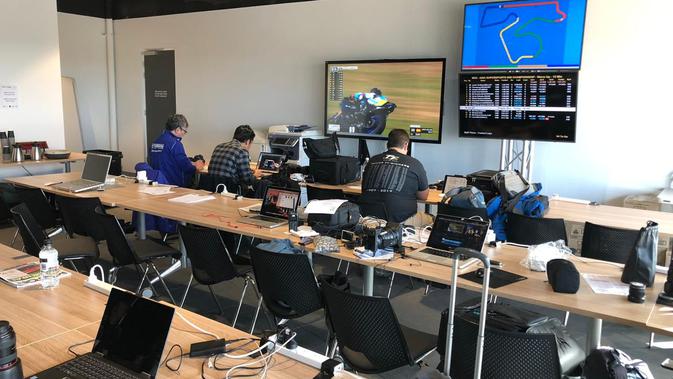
left=583, top=347, right=653, bottom=379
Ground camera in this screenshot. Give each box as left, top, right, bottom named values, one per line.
left=362, top=223, right=404, bottom=253
left=0, top=321, right=22, bottom=379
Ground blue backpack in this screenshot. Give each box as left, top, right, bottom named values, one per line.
left=487, top=182, right=549, bottom=241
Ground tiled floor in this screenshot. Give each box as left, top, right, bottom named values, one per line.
left=2, top=218, right=671, bottom=378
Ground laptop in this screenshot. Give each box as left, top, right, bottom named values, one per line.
left=31, top=288, right=174, bottom=379
left=52, top=153, right=112, bottom=193
left=406, top=215, right=490, bottom=269
left=443, top=175, right=468, bottom=193
left=237, top=186, right=300, bottom=228
left=257, top=152, right=285, bottom=173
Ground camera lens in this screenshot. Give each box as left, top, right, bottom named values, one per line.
left=0, top=321, right=17, bottom=371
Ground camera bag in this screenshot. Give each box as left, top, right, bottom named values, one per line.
left=308, top=201, right=360, bottom=236
left=308, top=156, right=360, bottom=185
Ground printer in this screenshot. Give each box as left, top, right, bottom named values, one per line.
left=267, top=125, right=322, bottom=166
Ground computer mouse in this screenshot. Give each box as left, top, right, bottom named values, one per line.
left=475, top=268, right=485, bottom=278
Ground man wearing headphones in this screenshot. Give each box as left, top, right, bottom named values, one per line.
left=149, top=114, right=204, bottom=187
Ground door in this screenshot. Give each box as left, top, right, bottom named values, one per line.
left=144, top=50, right=176, bottom=160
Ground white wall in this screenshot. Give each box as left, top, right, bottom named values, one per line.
left=0, top=0, right=65, bottom=148
left=57, top=12, right=111, bottom=150
left=111, top=0, right=673, bottom=202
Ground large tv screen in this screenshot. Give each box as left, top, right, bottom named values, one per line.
left=325, top=59, right=446, bottom=143
left=462, top=0, right=587, bottom=70
left=459, top=71, right=578, bottom=142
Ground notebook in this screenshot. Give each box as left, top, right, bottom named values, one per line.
left=257, top=152, right=285, bottom=173
left=52, top=153, right=111, bottom=193
left=406, top=215, right=490, bottom=269
left=237, top=186, right=300, bottom=228
left=32, top=288, right=174, bottom=379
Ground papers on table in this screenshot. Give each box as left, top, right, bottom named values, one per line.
left=582, top=273, right=630, bottom=296
left=290, top=228, right=320, bottom=238
left=239, top=203, right=262, bottom=213
left=168, top=194, right=215, bottom=204
left=353, top=247, right=394, bottom=260
left=304, top=199, right=348, bottom=215
left=139, top=186, right=173, bottom=195
left=0, top=262, right=71, bottom=288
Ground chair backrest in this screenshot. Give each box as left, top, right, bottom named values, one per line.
left=10, top=203, right=47, bottom=257
left=307, top=186, right=345, bottom=201
left=321, top=282, right=413, bottom=374
left=449, top=316, right=561, bottom=379
left=56, top=195, right=106, bottom=242
left=506, top=212, right=568, bottom=245
left=357, top=200, right=389, bottom=221
left=178, top=224, right=239, bottom=285
left=15, top=189, right=59, bottom=230
left=196, top=173, right=241, bottom=195
left=94, top=209, right=137, bottom=266
left=249, top=246, right=322, bottom=319
left=581, top=222, right=640, bottom=264
left=437, top=204, right=489, bottom=221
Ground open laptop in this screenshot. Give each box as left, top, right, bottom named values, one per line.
left=443, top=175, right=468, bottom=193
left=31, top=288, right=174, bottom=379
left=406, top=215, right=489, bottom=269
left=257, top=152, right=285, bottom=173
left=52, top=153, right=112, bottom=193
left=237, top=186, right=300, bottom=228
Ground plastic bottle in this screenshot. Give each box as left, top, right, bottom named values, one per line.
left=39, top=239, right=60, bottom=289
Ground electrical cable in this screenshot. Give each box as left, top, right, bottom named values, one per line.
left=67, top=339, right=94, bottom=357
left=175, top=311, right=220, bottom=340
left=225, top=332, right=296, bottom=379
left=160, top=344, right=185, bottom=372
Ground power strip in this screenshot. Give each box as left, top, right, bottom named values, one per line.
left=83, top=278, right=114, bottom=295
left=267, top=334, right=329, bottom=369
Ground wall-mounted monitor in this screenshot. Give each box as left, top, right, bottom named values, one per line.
left=459, top=71, right=578, bottom=142
left=462, top=0, right=587, bottom=70
left=325, top=59, right=446, bottom=144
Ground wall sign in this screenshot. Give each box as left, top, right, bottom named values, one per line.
left=1, top=85, right=18, bottom=109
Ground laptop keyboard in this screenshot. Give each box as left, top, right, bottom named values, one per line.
left=421, top=247, right=454, bottom=258
left=253, top=215, right=283, bottom=222
left=60, top=354, right=139, bottom=379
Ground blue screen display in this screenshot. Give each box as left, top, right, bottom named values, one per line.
left=462, top=0, right=587, bottom=70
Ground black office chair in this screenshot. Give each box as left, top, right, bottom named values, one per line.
left=249, top=246, right=323, bottom=334
left=442, top=315, right=561, bottom=379
left=196, top=173, right=242, bottom=195
left=581, top=222, right=639, bottom=264
left=321, top=281, right=437, bottom=374
left=10, top=203, right=98, bottom=271
left=94, top=209, right=181, bottom=303
left=55, top=196, right=106, bottom=243
left=437, top=204, right=489, bottom=221
left=307, top=186, right=345, bottom=201
left=178, top=224, right=260, bottom=328
left=506, top=212, right=568, bottom=245
left=15, top=188, right=63, bottom=237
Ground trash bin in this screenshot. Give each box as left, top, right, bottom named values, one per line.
left=83, top=149, right=123, bottom=175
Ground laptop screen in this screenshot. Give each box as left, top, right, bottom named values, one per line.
left=257, top=152, right=284, bottom=173
left=427, top=215, right=489, bottom=252
left=92, top=288, right=174, bottom=376
left=260, top=186, right=300, bottom=219
left=82, top=153, right=112, bottom=183
left=443, top=175, right=468, bottom=193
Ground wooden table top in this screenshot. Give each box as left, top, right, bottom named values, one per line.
left=5, top=172, right=195, bottom=207
left=0, top=152, right=86, bottom=168
left=305, top=181, right=444, bottom=204
left=0, top=244, right=316, bottom=378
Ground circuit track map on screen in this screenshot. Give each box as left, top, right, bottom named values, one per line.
left=462, top=0, right=587, bottom=70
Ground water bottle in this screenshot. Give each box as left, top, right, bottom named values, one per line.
left=39, top=239, right=60, bottom=289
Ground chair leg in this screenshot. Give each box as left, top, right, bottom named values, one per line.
left=180, top=274, right=194, bottom=307
left=136, top=265, right=150, bottom=294
left=150, top=263, right=176, bottom=304
left=424, top=283, right=431, bottom=296
left=232, top=277, right=250, bottom=329
left=9, top=228, right=18, bottom=247
left=649, top=332, right=655, bottom=348
left=67, top=260, right=79, bottom=272
left=208, top=285, right=224, bottom=315
left=109, top=267, right=119, bottom=285
left=345, top=262, right=350, bottom=275
left=564, top=311, right=570, bottom=326
left=387, top=272, right=396, bottom=298
left=249, top=281, right=274, bottom=330
left=336, top=260, right=342, bottom=272
left=251, top=295, right=264, bottom=334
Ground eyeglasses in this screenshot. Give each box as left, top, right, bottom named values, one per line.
left=179, top=127, right=188, bottom=134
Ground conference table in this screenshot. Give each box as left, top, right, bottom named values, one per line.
left=7, top=173, right=673, bottom=354
left=0, top=244, right=316, bottom=378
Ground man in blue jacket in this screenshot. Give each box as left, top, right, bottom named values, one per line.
left=149, top=114, right=204, bottom=187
